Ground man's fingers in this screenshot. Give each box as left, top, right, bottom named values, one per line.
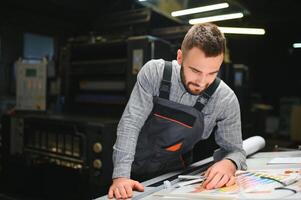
left=204, top=173, right=223, bottom=189
left=108, top=178, right=143, bottom=199
left=125, top=185, right=133, bottom=197
left=203, top=169, right=217, bottom=187
left=118, top=186, right=128, bottom=199
left=133, top=181, right=144, bottom=192
left=226, top=176, right=236, bottom=187
left=108, top=187, right=114, bottom=199
left=114, top=188, right=121, bottom=199
left=216, top=174, right=229, bottom=188
left=204, top=166, right=212, bottom=177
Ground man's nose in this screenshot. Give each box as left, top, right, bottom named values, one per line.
left=196, top=74, right=207, bottom=86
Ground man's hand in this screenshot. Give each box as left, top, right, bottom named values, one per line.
left=108, top=177, right=144, bottom=199
left=202, top=159, right=236, bottom=190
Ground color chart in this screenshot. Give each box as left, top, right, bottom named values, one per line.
left=155, top=169, right=301, bottom=199
left=236, top=171, right=287, bottom=191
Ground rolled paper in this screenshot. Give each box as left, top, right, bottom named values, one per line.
left=243, top=136, right=266, bottom=156
left=213, top=136, right=266, bottom=161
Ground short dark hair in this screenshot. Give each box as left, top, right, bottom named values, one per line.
left=181, top=23, right=226, bottom=57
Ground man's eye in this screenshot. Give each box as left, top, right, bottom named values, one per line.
left=191, top=68, right=198, bottom=73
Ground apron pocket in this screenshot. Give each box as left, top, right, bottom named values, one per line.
left=153, top=104, right=196, bottom=128
left=147, top=144, right=184, bottom=174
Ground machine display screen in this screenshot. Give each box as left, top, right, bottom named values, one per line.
left=26, top=68, right=37, bottom=77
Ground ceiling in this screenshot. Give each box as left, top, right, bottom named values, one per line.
left=138, top=0, right=301, bottom=27
left=242, top=0, right=300, bottom=25
left=137, top=0, right=301, bottom=45
left=1, top=0, right=300, bottom=37
left=1, top=0, right=300, bottom=24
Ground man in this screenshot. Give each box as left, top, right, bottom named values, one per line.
left=108, top=23, right=247, bottom=199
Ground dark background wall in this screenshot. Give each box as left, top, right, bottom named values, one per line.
left=0, top=0, right=301, bottom=137
left=227, top=26, right=301, bottom=112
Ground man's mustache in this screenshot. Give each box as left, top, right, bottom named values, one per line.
left=188, top=82, right=201, bottom=87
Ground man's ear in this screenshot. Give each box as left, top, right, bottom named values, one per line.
left=177, top=49, right=183, bottom=65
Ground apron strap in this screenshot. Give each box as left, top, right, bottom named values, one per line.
left=159, top=61, right=172, bottom=99
left=194, top=78, right=221, bottom=111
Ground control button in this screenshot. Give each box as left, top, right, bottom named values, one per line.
left=93, top=159, right=102, bottom=169
left=93, top=143, right=102, bottom=153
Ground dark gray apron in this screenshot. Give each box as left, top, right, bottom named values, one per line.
left=131, top=61, right=220, bottom=180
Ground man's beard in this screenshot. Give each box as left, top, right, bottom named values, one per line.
left=180, top=66, right=203, bottom=95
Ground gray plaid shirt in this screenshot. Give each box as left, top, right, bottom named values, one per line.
left=112, top=59, right=247, bottom=179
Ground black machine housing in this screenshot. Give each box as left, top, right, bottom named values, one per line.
left=1, top=114, right=117, bottom=199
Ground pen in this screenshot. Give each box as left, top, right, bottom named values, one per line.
left=176, top=178, right=205, bottom=188
left=178, top=175, right=205, bottom=180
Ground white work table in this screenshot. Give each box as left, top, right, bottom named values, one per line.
left=96, top=150, right=301, bottom=200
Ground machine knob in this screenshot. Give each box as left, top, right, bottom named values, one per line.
left=93, top=159, right=102, bottom=169
left=93, top=143, right=103, bottom=153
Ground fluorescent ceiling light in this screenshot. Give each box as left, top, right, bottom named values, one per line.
left=218, top=27, right=265, bottom=35
left=171, top=3, right=229, bottom=17
left=189, top=12, right=243, bottom=24
left=293, top=43, right=301, bottom=48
